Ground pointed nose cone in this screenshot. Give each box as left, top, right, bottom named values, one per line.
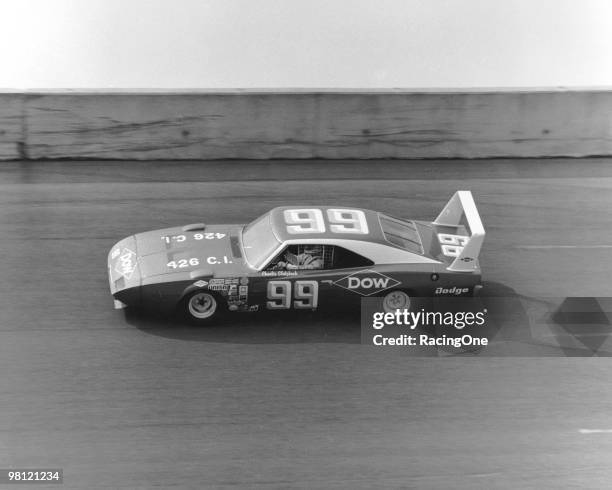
left=107, top=235, right=142, bottom=306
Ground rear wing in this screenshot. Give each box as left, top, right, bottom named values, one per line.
left=432, top=191, right=485, bottom=272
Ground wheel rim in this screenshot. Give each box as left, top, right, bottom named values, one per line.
left=188, top=292, right=217, bottom=319
left=382, top=290, right=410, bottom=313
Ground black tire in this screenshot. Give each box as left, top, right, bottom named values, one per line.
left=183, top=291, right=224, bottom=324
left=380, top=289, right=412, bottom=313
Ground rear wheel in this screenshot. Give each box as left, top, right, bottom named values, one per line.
left=186, top=291, right=218, bottom=321
left=381, top=290, right=411, bottom=313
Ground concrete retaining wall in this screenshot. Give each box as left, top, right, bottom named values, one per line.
left=1, top=89, right=611, bottom=159
left=0, top=94, right=24, bottom=159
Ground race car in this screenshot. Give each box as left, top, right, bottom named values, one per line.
left=108, top=191, right=485, bottom=322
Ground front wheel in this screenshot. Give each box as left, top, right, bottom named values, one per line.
left=186, top=291, right=219, bottom=322
left=381, top=290, right=411, bottom=313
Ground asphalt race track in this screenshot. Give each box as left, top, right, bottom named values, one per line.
left=1, top=158, right=612, bottom=489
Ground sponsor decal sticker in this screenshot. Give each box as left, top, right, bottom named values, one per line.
left=208, top=277, right=240, bottom=291
left=210, top=278, right=238, bottom=285
left=334, top=270, right=400, bottom=296
left=193, top=280, right=208, bottom=288
left=114, top=248, right=137, bottom=279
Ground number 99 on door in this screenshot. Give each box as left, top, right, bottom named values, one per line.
left=266, top=280, right=319, bottom=310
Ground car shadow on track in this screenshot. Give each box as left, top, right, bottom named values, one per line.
left=125, top=306, right=363, bottom=344
left=123, top=281, right=549, bottom=348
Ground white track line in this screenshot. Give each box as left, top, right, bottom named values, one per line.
left=579, top=429, right=612, bottom=434
left=517, top=245, right=612, bottom=249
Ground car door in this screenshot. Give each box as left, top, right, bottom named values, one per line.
left=248, top=244, right=376, bottom=313
left=248, top=244, right=339, bottom=312
left=316, top=245, right=382, bottom=308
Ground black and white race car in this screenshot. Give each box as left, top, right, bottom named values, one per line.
left=108, top=191, right=485, bottom=322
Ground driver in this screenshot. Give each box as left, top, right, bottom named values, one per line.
left=274, top=245, right=324, bottom=270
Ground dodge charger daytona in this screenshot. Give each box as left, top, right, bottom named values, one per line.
left=108, top=191, right=485, bottom=323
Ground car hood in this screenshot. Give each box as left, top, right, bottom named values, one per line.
left=134, top=224, right=250, bottom=279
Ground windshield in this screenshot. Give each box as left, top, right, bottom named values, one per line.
left=379, top=214, right=423, bottom=254
left=242, top=212, right=282, bottom=268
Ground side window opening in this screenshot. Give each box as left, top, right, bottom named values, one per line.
left=265, top=244, right=373, bottom=271
left=331, top=246, right=374, bottom=269
left=266, top=244, right=330, bottom=271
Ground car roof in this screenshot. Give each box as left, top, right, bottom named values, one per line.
left=260, top=206, right=440, bottom=267
left=269, top=206, right=388, bottom=244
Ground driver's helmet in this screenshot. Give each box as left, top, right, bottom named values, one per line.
left=300, top=245, right=323, bottom=257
